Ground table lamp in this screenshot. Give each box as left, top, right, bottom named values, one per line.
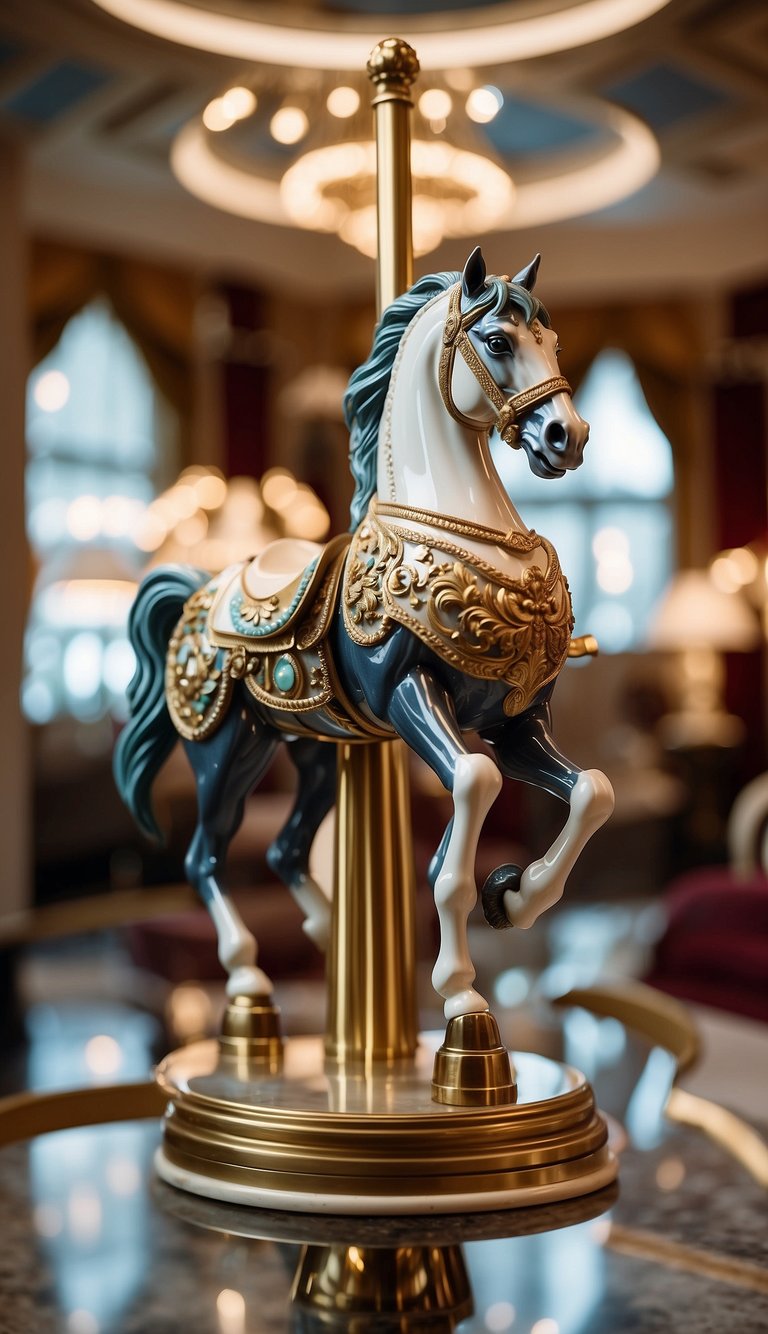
left=648, top=568, right=759, bottom=748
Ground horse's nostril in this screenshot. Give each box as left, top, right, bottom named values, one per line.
left=544, top=420, right=568, bottom=451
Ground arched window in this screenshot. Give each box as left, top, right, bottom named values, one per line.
left=23, top=299, right=179, bottom=724
left=491, top=348, right=674, bottom=652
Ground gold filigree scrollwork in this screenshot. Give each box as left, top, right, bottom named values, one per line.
left=343, top=506, right=574, bottom=716
left=430, top=559, right=566, bottom=660
left=387, top=543, right=434, bottom=607
left=343, top=518, right=399, bottom=642
left=428, top=552, right=573, bottom=715
left=345, top=558, right=383, bottom=623
left=165, top=586, right=234, bottom=741
left=229, top=647, right=261, bottom=680
left=244, top=645, right=323, bottom=714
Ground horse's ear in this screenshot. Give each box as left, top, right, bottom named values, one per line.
left=461, top=246, right=486, bottom=300
left=511, top=254, right=541, bottom=291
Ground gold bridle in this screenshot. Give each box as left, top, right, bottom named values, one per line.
left=438, top=282, right=572, bottom=448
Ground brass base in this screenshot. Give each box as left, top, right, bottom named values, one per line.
left=155, top=1034, right=616, bottom=1214
left=432, top=1011, right=517, bottom=1106
left=292, top=1243, right=472, bottom=1330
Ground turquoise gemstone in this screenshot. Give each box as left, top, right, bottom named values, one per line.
left=274, top=656, right=296, bottom=693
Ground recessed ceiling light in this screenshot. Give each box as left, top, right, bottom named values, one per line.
left=171, top=101, right=659, bottom=243
left=466, top=86, right=503, bottom=124
left=220, top=86, right=256, bottom=120
left=202, top=97, right=236, bottom=132
left=327, top=86, right=360, bottom=119
left=270, top=106, right=309, bottom=145
left=418, top=89, right=453, bottom=121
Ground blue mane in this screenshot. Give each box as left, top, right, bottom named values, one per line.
left=343, top=270, right=551, bottom=529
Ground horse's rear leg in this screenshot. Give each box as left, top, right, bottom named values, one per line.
left=388, top=666, right=502, bottom=1020
left=267, top=738, right=336, bottom=951
left=184, top=704, right=278, bottom=998
left=482, top=697, right=614, bottom=931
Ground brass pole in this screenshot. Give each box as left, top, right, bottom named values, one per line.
left=367, top=37, right=419, bottom=313
left=325, top=39, right=420, bottom=1068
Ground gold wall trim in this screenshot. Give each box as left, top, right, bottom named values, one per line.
left=554, top=981, right=768, bottom=1187
left=553, top=980, right=700, bottom=1074
left=0, top=1082, right=166, bottom=1147
left=0, top=885, right=198, bottom=948
left=606, top=1224, right=768, bottom=1295
left=666, top=1087, right=768, bottom=1189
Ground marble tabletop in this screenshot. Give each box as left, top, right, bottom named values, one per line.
left=1, top=984, right=766, bottom=1333
left=0, top=1081, right=765, bottom=1332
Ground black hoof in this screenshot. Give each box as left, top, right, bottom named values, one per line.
left=481, top=864, right=523, bottom=930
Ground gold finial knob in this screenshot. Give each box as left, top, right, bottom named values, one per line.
left=367, top=37, right=420, bottom=102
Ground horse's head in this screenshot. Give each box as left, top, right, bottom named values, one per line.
left=440, top=247, right=588, bottom=480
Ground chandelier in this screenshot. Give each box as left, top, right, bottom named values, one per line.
left=170, top=69, right=658, bottom=259
left=90, top=0, right=667, bottom=258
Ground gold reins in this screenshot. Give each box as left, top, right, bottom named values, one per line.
left=438, top=282, right=571, bottom=448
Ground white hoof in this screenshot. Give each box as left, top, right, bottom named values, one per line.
left=443, top=987, right=489, bottom=1020
left=226, top=965, right=273, bottom=999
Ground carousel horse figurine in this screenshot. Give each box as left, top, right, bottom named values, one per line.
left=115, top=246, right=614, bottom=1021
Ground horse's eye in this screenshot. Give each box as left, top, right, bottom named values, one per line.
left=487, top=335, right=511, bottom=357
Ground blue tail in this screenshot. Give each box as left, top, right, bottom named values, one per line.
left=114, top=564, right=207, bottom=842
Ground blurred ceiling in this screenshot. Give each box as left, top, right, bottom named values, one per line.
left=1, top=0, right=767, bottom=299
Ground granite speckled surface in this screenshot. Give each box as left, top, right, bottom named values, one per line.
left=0, top=1110, right=766, bottom=1333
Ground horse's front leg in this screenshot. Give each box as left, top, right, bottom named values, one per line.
left=482, top=698, right=614, bottom=931
left=387, top=666, right=502, bottom=1019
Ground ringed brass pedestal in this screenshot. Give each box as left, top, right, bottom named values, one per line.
left=155, top=1034, right=616, bottom=1214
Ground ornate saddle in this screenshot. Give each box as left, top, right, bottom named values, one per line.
left=209, top=535, right=346, bottom=645
left=166, top=533, right=390, bottom=743
left=206, top=532, right=357, bottom=719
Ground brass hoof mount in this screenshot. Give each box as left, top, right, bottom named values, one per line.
left=432, top=1012, right=517, bottom=1106
left=219, top=994, right=284, bottom=1071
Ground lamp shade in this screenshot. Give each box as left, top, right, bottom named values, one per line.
left=647, top=570, right=759, bottom=652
